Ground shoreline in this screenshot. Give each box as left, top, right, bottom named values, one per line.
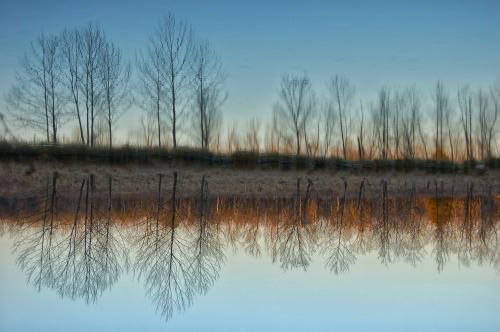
left=1, top=160, right=499, bottom=199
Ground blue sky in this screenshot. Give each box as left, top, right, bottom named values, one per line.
left=1, top=0, right=499, bottom=137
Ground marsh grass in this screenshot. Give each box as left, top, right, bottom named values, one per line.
left=0, top=141, right=494, bottom=173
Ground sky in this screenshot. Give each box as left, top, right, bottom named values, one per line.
left=0, top=0, right=499, bottom=141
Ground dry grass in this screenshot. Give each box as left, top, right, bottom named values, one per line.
left=1, top=160, right=499, bottom=199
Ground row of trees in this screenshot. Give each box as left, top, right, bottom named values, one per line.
left=4, top=14, right=499, bottom=160
left=267, top=74, right=499, bottom=161
left=7, top=25, right=130, bottom=147
left=6, top=13, right=225, bottom=149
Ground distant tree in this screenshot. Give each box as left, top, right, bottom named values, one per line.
left=158, top=13, right=194, bottom=149
left=244, top=118, right=261, bottom=152
left=80, top=24, right=105, bottom=147
left=433, top=81, right=449, bottom=159
left=99, top=41, right=131, bottom=148
left=137, top=35, right=165, bottom=148
left=489, top=84, right=500, bottom=157
left=458, top=86, right=474, bottom=160
left=320, top=100, right=335, bottom=158
left=329, top=75, right=354, bottom=160
left=476, top=88, right=498, bottom=159
left=356, top=101, right=366, bottom=160
left=191, top=40, right=225, bottom=150
left=7, top=33, right=64, bottom=144
left=372, top=88, right=391, bottom=160
left=61, top=28, right=85, bottom=144
left=400, top=87, right=421, bottom=159
left=274, top=73, right=315, bottom=156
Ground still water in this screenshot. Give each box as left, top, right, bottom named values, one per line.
left=0, top=173, right=499, bottom=331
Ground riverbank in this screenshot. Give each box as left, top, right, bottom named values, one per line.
left=1, top=160, right=499, bottom=199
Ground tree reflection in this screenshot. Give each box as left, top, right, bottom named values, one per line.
left=14, top=172, right=59, bottom=291
left=190, top=175, right=224, bottom=295
left=4, top=172, right=500, bottom=322
left=134, top=172, right=195, bottom=320
left=321, top=178, right=356, bottom=275
left=13, top=173, right=127, bottom=303
left=134, top=173, right=225, bottom=321
left=273, top=178, right=315, bottom=270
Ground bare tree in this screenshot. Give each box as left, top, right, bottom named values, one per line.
left=372, top=88, right=391, bottom=160
left=401, top=87, right=421, bottom=159
left=329, top=75, right=354, bottom=160
left=139, top=112, right=156, bottom=147
left=321, top=101, right=335, bottom=158
left=99, top=41, right=131, bottom=148
left=433, top=81, right=449, bottom=159
left=80, top=24, right=105, bottom=147
left=264, top=110, right=280, bottom=153
left=7, top=33, right=64, bottom=143
left=476, top=88, right=498, bottom=159
left=244, top=118, right=261, bottom=152
left=356, top=101, right=366, bottom=160
left=274, top=73, right=315, bottom=156
left=458, top=86, right=474, bottom=160
left=392, top=91, right=404, bottom=159
left=191, top=40, right=225, bottom=150
left=489, top=84, right=500, bottom=157
left=61, top=28, right=85, bottom=144
left=158, top=13, right=193, bottom=149
left=444, top=100, right=456, bottom=161
left=137, top=34, right=165, bottom=149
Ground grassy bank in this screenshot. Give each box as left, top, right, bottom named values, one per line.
left=1, top=141, right=499, bottom=173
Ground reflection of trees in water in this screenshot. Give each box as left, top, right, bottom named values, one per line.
left=134, top=173, right=225, bottom=321
left=456, top=183, right=500, bottom=270
left=400, top=183, right=426, bottom=267
left=189, top=176, right=224, bottom=295
left=14, top=172, right=59, bottom=291
left=13, top=173, right=127, bottom=303
left=321, top=178, right=356, bottom=275
left=5, top=173, right=500, bottom=321
left=272, top=178, right=316, bottom=271
left=373, top=180, right=393, bottom=265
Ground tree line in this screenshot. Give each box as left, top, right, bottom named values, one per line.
left=5, top=13, right=225, bottom=151
left=4, top=13, right=499, bottom=161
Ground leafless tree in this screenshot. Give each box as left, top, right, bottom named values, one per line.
left=191, top=40, right=225, bottom=150
left=477, top=88, right=498, bottom=159
left=7, top=33, right=64, bottom=143
left=274, top=73, right=315, bottom=156
left=489, top=84, right=500, bottom=157
left=139, top=112, right=156, bottom=147
left=226, top=121, right=240, bottom=153
left=372, top=88, right=391, bottom=159
left=99, top=40, right=131, bottom=148
left=61, top=28, right=85, bottom=143
left=137, top=34, right=165, bottom=148
left=158, top=13, right=193, bottom=149
left=329, top=75, right=354, bottom=160
left=458, top=86, right=474, bottom=160
left=400, top=87, right=421, bottom=159
left=320, top=100, right=335, bottom=158
left=244, top=118, right=261, bottom=152
left=433, top=81, right=449, bottom=159
left=264, top=110, right=280, bottom=153
left=80, top=24, right=105, bottom=147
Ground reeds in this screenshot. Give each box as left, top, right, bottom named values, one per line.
left=0, top=141, right=492, bottom=173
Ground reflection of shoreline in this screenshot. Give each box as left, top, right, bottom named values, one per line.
left=2, top=172, right=499, bottom=321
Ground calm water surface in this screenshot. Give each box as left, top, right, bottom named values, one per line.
left=0, top=173, right=499, bottom=331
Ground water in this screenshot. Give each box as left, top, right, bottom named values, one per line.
left=0, top=173, right=499, bottom=331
